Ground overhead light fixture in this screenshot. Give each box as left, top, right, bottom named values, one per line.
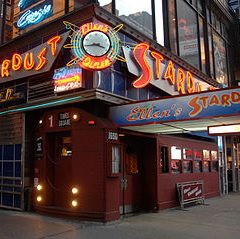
left=208, top=124, right=240, bottom=135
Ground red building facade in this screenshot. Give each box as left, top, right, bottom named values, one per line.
left=0, top=1, right=238, bottom=221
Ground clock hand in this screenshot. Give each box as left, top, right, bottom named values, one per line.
left=85, top=43, right=105, bottom=48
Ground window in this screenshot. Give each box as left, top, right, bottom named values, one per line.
left=60, top=136, right=72, bottom=157
left=183, top=148, right=192, bottom=173
left=112, top=145, right=120, bottom=174
left=176, top=0, right=200, bottom=69
left=211, top=150, right=218, bottom=172
left=171, top=146, right=181, bottom=174
left=155, top=0, right=164, bottom=45
left=203, top=149, right=210, bottom=172
left=194, top=149, right=202, bottom=172
left=212, top=32, right=228, bottom=86
left=168, top=0, right=177, bottom=54
left=160, top=146, right=169, bottom=173
left=115, top=0, right=153, bottom=38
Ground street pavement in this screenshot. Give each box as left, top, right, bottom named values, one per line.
left=1, top=193, right=240, bottom=239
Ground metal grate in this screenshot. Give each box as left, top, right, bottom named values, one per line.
left=28, top=81, right=55, bottom=101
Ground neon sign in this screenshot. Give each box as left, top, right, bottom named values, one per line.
left=53, top=66, right=83, bottom=93
left=132, top=43, right=216, bottom=94
left=0, top=35, right=61, bottom=78
left=17, top=1, right=53, bottom=30
left=0, top=86, right=27, bottom=108
left=63, top=21, right=125, bottom=71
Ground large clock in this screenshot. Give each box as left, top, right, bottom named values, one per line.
left=82, top=31, right=111, bottom=57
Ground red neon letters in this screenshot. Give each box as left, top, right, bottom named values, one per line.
left=132, top=43, right=152, bottom=88
left=1, top=35, right=62, bottom=78
left=133, top=43, right=214, bottom=94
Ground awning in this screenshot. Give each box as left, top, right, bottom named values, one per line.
left=109, top=87, right=240, bottom=134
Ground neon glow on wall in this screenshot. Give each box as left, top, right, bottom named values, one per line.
left=17, top=0, right=53, bottom=30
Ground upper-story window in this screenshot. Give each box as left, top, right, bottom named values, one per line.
left=168, top=0, right=231, bottom=87
left=99, top=0, right=164, bottom=45
left=115, top=0, right=153, bottom=38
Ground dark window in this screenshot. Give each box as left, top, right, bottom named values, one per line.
left=160, top=146, right=169, bottom=173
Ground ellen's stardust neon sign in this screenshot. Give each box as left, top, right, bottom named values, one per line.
left=17, top=4, right=53, bottom=29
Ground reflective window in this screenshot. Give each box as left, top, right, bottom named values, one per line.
left=199, top=16, right=206, bottom=73
left=183, top=148, right=192, bottom=173
left=211, top=150, right=218, bottom=172
left=183, top=148, right=192, bottom=160
left=155, top=0, right=164, bottom=45
left=112, top=145, right=120, bottom=174
left=115, top=0, right=153, bottom=38
left=171, top=146, right=181, bottom=174
left=177, top=0, right=200, bottom=69
left=183, top=160, right=192, bottom=173
left=168, top=0, right=177, bottom=54
left=203, top=149, right=210, bottom=172
left=98, top=0, right=112, bottom=12
left=171, top=146, right=182, bottom=160
left=213, top=32, right=228, bottom=86
left=194, top=149, right=202, bottom=172
left=171, top=160, right=181, bottom=174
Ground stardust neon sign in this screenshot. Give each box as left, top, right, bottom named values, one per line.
left=17, top=3, right=53, bottom=29
left=131, top=43, right=216, bottom=94
left=0, top=35, right=61, bottom=78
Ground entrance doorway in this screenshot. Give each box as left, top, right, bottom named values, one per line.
left=46, top=132, right=72, bottom=208
left=119, top=135, right=156, bottom=214
left=120, top=144, right=143, bottom=214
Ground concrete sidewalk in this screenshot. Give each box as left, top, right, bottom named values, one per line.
left=1, top=193, right=240, bottom=239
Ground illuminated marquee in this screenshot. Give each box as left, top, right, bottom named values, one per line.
left=63, top=21, right=125, bottom=71
left=17, top=0, right=53, bottom=30
left=131, top=43, right=216, bottom=93
left=53, top=66, right=83, bottom=93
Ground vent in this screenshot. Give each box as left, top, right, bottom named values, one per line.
left=28, top=81, right=55, bottom=101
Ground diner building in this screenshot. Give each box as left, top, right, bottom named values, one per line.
left=0, top=0, right=239, bottom=221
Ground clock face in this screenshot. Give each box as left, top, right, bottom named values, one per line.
left=82, top=31, right=111, bottom=57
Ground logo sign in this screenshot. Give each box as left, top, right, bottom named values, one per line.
left=182, top=182, right=203, bottom=202
left=123, top=44, right=216, bottom=95
left=0, top=84, right=27, bottom=108
left=53, top=66, right=83, bottom=93
left=58, top=112, right=71, bottom=127
left=110, top=87, right=240, bottom=126
left=17, top=0, right=53, bottom=30
left=63, top=21, right=124, bottom=71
